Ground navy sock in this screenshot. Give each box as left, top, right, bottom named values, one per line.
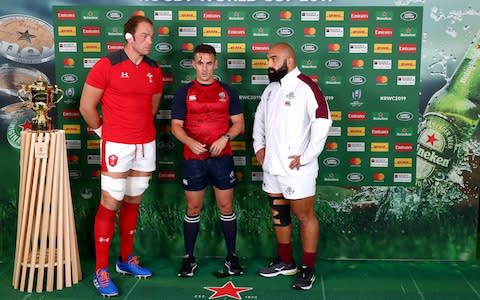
left=220, top=213, right=237, bottom=256
left=183, top=215, right=200, bottom=256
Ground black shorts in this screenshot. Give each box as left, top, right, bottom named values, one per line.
left=182, top=155, right=237, bottom=191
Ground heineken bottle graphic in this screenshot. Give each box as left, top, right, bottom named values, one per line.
left=417, top=32, right=480, bottom=187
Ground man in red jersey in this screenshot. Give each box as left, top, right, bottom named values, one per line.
left=79, top=15, right=163, bottom=297
left=171, top=44, right=245, bottom=277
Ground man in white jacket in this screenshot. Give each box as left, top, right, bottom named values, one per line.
left=253, top=42, right=332, bottom=290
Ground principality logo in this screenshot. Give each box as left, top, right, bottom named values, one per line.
left=106, top=10, right=123, bottom=20
left=204, top=281, right=252, bottom=300
left=329, top=127, right=341, bottom=137
left=252, top=11, right=270, bottom=21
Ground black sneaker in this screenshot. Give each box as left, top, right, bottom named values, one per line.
left=258, top=258, right=297, bottom=277
left=292, top=265, right=316, bottom=290
left=224, top=255, right=244, bottom=275
left=177, top=255, right=197, bottom=277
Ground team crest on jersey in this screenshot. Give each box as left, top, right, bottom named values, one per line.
left=219, top=91, right=226, bottom=102
left=109, top=154, right=118, bottom=166
left=146, top=72, right=153, bottom=83
left=188, top=95, right=197, bottom=101
left=285, top=186, right=294, bottom=195
left=286, top=91, right=295, bottom=99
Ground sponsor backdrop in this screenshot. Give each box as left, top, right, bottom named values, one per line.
left=0, top=0, right=478, bottom=262
left=53, top=6, right=422, bottom=187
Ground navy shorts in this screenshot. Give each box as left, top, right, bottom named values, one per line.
left=182, top=155, right=237, bottom=191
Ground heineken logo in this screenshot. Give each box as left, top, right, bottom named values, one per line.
left=416, top=146, right=450, bottom=168
left=416, top=113, right=457, bottom=180
left=7, top=118, right=32, bottom=150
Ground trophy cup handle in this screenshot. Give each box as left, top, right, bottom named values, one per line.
left=17, top=85, right=31, bottom=104
left=53, top=85, right=64, bottom=104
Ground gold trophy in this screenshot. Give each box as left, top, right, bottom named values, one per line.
left=17, top=74, right=64, bottom=130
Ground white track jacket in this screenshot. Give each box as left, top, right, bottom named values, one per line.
left=253, top=67, right=332, bottom=177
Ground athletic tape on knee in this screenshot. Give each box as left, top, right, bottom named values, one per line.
left=268, top=196, right=292, bottom=227
left=125, top=176, right=150, bottom=196
left=101, top=175, right=127, bottom=201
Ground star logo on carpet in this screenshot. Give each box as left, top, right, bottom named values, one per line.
left=204, top=281, right=253, bottom=299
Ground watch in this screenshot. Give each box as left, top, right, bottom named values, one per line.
left=222, top=133, right=231, bottom=141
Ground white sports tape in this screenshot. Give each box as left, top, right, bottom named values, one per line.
left=125, top=176, right=150, bottom=196
left=101, top=175, right=127, bottom=201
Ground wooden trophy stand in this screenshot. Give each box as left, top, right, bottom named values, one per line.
left=12, top=129, right=82, bottom=293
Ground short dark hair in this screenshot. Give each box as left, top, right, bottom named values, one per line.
left=193, top=44, right=216, bottom=58
left=124, top=15, right=153, bottom=35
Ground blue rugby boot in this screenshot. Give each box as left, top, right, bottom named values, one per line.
left=93, top=268, right=119, bottom=297
left=115, top=255, right=152, bottom=278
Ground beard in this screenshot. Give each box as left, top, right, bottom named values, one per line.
left=268, top=61, right=288, bottom=83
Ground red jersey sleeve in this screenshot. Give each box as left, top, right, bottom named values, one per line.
left=85, top=57, right=111, bottom=90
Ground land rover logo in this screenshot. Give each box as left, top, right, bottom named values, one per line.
left=276, top=27, right=294, bottom=37
left=323, top=157, right=340, bottom=167
left=179, top=59, right=193, bottom=68
left=325, top=59, right=342, bottom=69
left=61, top=74, right=78, bottom=83
left=106, top=10, right=123, bottom=20
left=155, top=43, right=172, bottom=53
left=396, top=111, right=413, bottom=121
left=400, top=11, right=417, bottom=21
left=349, top=75, right=366, bottom=85
left=347, top=173, right=364, bottom=182
left=301, top=43, right=318, bottom=53
left=252, top=11, right=270, bottom=21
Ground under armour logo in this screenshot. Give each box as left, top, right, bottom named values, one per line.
left=129, top=229, right=136, bottom=235
left=121, top=72, right=129, bottom=78
left=146, top=72, right=153, bottom=83
left=98, top=237, right=110, bottom=243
